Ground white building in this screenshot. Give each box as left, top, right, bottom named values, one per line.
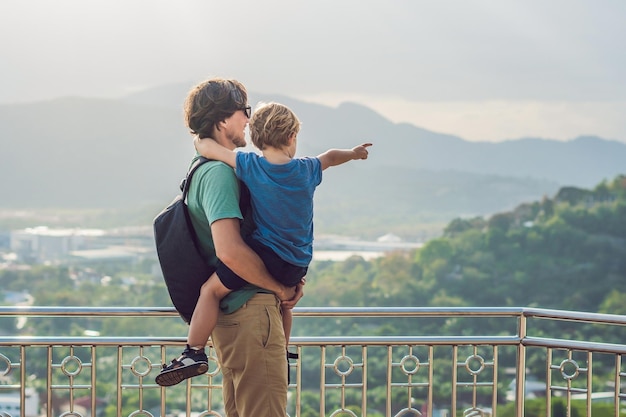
left=10, top=226, right=105, bottom=262
left=315, top=233, right=422, bottom=252
left=0, top=388, right=39, bottom=417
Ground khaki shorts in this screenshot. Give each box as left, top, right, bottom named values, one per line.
left=212, top=293, right=287, bottom=417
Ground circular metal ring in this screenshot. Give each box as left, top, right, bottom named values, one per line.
left=329, top=408, right=358, bottom=417
left=128, top=410, right=154, bottom=417
left=559, top=359, right=580, bottom=380
left=465, top=354, right=485, bottom=375
left=400, top=355, right=421, bottom=375
left=463, top=407, right=486, bottom=416
left=196, top=411, right=223, bottom=417
left=393, top=407, right=421, bottom=416
left=59, top=412, right=83, bottom=417
left=333, top=355, right=354, bottom=377
left=130, top=355, right=152, bottom=377
left=206, top=354, right=221, bottom=377
left=0, top=353, right=12, bottom=377
left=60, top=355, right=82, bottom=377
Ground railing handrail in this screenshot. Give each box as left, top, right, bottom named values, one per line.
left=0, top=335, right=522, bottom=346
left=2, top=305, right=626, bottom=325
left=0, top=306, right=174, bottom=317
left=520, top=307, right=626, bottom=325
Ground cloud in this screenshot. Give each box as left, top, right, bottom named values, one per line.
left=298, top=92, right=626, bottom=142
left=1, top=0, right=625, bottom=141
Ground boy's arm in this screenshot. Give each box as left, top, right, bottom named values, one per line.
left=194, top=137, right=237, bottom=168
left=317, top=143, right=372, bottom=170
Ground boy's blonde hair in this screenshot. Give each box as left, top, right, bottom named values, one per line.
left=249, top=102, right=300, bottom=150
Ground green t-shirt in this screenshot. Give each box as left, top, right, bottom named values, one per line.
left=186, top=156, right=268, bottom=313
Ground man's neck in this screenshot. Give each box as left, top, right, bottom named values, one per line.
left=209, top=133, right=237, bottom=151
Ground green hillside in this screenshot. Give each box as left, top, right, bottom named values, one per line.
left=303, top=174, right=626, bottom=315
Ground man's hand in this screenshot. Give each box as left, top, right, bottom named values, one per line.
left=281, top=278, right=306, bottom=310
left=275, top=283, right=296, bottom=302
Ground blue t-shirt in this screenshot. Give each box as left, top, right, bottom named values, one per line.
left=235, top=152, right=323, bottom=267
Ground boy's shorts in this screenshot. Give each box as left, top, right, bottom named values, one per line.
left=216, top=236, right=307, bottom=290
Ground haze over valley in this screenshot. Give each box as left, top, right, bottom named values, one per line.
left=1, top=0, right=625, bottom=238
left=1, top=85, right=625, bottom=239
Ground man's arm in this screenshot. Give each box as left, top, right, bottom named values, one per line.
left=317, top=143, right=372, bottom=170
left=194, top=137, right=237, bottom=168
left=211, top=217, right=295, bottom=301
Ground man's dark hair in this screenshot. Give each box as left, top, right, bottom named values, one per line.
left=184, top=78, right=248, bottom=139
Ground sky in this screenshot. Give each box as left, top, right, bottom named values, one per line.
left=1, top=0, right=625, bottom=142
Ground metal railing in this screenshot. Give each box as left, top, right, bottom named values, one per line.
left=1, top=306, right=626, bottom=417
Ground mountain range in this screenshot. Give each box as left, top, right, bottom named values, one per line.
left=1, top=83, right=625, bottom=238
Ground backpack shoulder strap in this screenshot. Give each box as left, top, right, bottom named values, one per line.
left=179, top=157, right=211, bottom=198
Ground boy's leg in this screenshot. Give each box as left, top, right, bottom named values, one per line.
left=188, top=272, right=231, bottom=347
left=282, top=306, right=298, bottom=386
left=155, top=272, right=231, bottom=387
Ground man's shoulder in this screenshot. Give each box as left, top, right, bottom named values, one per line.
left=191, top=159, right=237, bottom=184
left=187, top=157, right=240, bottom=212
left=194, top=158, right=234, bottom=173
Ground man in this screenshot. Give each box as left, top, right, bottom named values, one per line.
left=180, top=77, right=302, bottom=416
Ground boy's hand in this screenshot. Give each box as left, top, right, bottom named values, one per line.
left=281, top=278, right=306, bottom=310
left=352, top=143, right=373, bottom=160
left=193, top=136, right=238, bottom=168
left=193, top=136, right=216, bottom=156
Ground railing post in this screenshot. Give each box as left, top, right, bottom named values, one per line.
left=386, top=345, right=392, bottom=417
left=546, top=348, right=552, bottom=417
left=320, top=345, right=326, bottom=417
left=586, top=352, right=593, bottom=417
left=362, top=346, right=368, bottom=417
left=19, top=346, right=25, bottom=417
left=614, top=355, right=622, bottom=416
left=46, top=346, right=52, bottom=415
left=515, top=312, right=527, bottom=417
left=452, top=345, right=458, bottom=417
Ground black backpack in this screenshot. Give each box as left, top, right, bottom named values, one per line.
left=153, top=157, right=214, bottom=324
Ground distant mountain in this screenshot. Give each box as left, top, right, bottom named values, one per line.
left=123, top=83, right=626, bottom=186
left=1, top=84, right=624, bottom=237
left=116, top=82, right=626, bottom=188
left=0, top=97, right=191, bottom=208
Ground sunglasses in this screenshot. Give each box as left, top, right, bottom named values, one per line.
left=241, top=105, right=252, bottom=118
